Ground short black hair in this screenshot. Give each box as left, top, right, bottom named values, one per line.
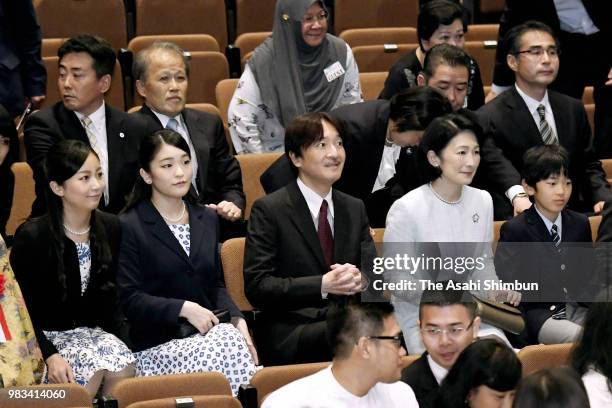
left=133, top=41, right=190, bottom=82
left=417, top=0, right=467, bottom=52
left=327, top=300, right=395, bottom=359
left=504, top=20, right=559, bottom=57
left=58, top=34, right=116, bottom=78
left=284, top=112, right=344, bottom=174
left=522, top=145, right=570, bottom=188
left=389, top=86, right=453, bottom=132
left=512, top=367, right=589, bottom=408
left=419, top=283, right=477, bottom=321
left=417, top=112, right=483, bottom=182
left=421, top=43, right=471, bottom=80
left=435, top=339, right=522, bottom=407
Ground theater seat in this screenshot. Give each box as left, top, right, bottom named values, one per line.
left=126, top=395, right=241, bottom=408
left=42, top=38, right=67, bottom=58
left=235, top=152, right=283, bottom=219
left=352, top=44, right=419, bottom=73
left=464, top=41, right=497, bottom=86
left=112, top=372, right=231, bottom=408
left=6, top=162, right=35, bottom=235
left=128, top=34, right=220, bottom=55
left=517, top=343, right=573, bottom=376
left=589, top=215, right=602, bottom=242
left=236, top=0, right=276, bottom=36
left=220, top=237, right=252, bottom=312
left=465, top=24, right=500, bottom=42
left=234, top=32, right=271, bottom=69
left=360, top=72, right=388, bottom=101
left=334, top=0, right=419, bottom=36
left=215, top=79, right=240, bottom=128
left=339, top=27, right=417, bottom=48
left=585, top=104, right=594, bottom=135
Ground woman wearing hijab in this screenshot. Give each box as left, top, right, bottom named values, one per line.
left=228, top=0, right=362, bottom=154
left=0, top=104, right=19, bottom=241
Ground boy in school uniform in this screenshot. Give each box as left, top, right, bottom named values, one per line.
left=495, top=144, right=593, bottom=345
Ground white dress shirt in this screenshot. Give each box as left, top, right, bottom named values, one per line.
left=427, top=354, right=449, bottom=385
left=372, top=143, right=402, bottom=193
left=553, top=0, right=599, bottom=35
left=515, top=84, right=559, bottom=143
left=297, top=177, right=335, bottom=235
left=75, top=101, right=109, bottom=204
left=152, top=110, right=199, bottom=192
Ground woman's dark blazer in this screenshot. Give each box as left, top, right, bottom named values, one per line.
left=117, top=200, right=241, bottom=352
left=10, top=211, right=122, bottom=360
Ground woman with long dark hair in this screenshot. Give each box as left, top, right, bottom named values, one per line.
left=0, top=104, right=19, bottom=241
left=572, top=300, right=612, bottom=407
left=435, top=338, right=522, bottom=408
left=118, top=130, right=257, bottom=395
left=10, top=140, right=134, bottom=396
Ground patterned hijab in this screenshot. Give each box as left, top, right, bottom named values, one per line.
left=248, top=0, right=348, bottom=127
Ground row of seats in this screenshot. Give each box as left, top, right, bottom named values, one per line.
left=3, top=342, right=574, bottom=408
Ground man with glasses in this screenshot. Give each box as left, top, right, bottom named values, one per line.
left=477, top=21, right=610, bottom=219
left=262, top=301, right=419, bottom=408
left=401, top=287, right=480, bottom=408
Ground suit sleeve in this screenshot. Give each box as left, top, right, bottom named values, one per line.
left=474, top=108, right=521, bottom=194
left=24, top=112, right=58, bottom=216
left=12, top=0, right=46, bottom=98
left=210, top=114, right=246, bottom=210
left=577, top=105, right=612, bottom=204
left=117, top=217, right=185, bottom=325
left=244, top=200, right=324, bottom=310
left=467, top=60, right=485, bottom=110
left=9, top=225, right=58, bottom=359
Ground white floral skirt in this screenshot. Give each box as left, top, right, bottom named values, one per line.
left=134, top=323, right=255, bottom=395
left=43, top=327, right=135, bottom=386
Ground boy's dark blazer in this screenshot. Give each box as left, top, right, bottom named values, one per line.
left=495, top=205, right=592, bottom=338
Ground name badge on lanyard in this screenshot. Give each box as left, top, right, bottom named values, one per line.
left=324, top=61, right=345, bottom=83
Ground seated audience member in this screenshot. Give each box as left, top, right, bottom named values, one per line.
left=0, top=233, right=44, bottom=386
left=401, top=287, right=480, bottom=408
left=0, top=104, right=19, bottom=241
left=261, top=87, right=453, bottom=226
left=132, top=42, right=245, bottom=236
left=477, top=21, right=611, bottom=220
left=496, top=145, right=592, bottom=344
left=380, top=0, right=485, bottom=110
left=117, top=130, right=256, bottom=394
left=24, top=35, right=147, bottom=216
left=572, top=300, right=612, bottom=407
left=435, top=338, right=521, bottom=408
left=417, top=44, right=530, bottom=219
left=513, top=367, right=590, bottom=408
left=244, top=112, right=374, bottom=365
left=384, top=113, right=519, bottom=353
left=10, top=140, right=134, bottom=397
left=228, top=0, right=361, bottom=154
left=262, top=301, right=419, bottom=408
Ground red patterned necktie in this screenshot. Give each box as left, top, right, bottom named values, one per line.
left=318, top=199, right=333, bottom=267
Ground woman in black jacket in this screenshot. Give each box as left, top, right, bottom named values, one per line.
left=10, top=140, right=134, bottom=396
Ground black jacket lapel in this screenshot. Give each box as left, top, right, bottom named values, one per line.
left=138, top=201, right=191, bottom=266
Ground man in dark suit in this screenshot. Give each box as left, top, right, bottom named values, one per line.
left=401, top=288, right=480, bottom=408
left=261, top=87, right=452, bottom=227
left=25, top=35, right=147, bottom=216
left=132, top=42, right=245, bottom=231
left=477, top=21, right=611, bottom=220
left=0, top=0, right=46, bottom=118
left=488, top=0, right=612, bottom=157
left=244, top=112, right=375, bottom=365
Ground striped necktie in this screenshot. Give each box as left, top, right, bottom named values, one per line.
left=551, top=224, right=561, bottom=247
left=537, top=105, right=557, bottom=145
left=80, top=116, right=109, bottom=205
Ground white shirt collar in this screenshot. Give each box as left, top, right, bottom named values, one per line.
left=296, top=177, right=334, bottom=221
left=534, top=204, right=563, bottom=238
left=74, top=100, right=106, bottom=129
left=426, top=354, right=449, bottom=385
left=515, top=84, right=551, bottom=116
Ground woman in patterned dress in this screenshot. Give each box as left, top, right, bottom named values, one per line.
left=228, top=0, right=362, bottom=154
left=10, top=140, right=135, bottom=396
left=118, top=130, right=257, bottom=395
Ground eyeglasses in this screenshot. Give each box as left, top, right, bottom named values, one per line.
left=516, top=46, right=560, bottom=59
left=367, top=332, right=405, bottom=349
left=421, top=320, right=475, bottom=339
left=302, top=11, right=328, bottom=25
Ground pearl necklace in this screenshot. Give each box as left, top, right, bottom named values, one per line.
left=428, top=183, right=463, bottom=205
left=158, top=201, right=186, bottom=223
left=63, top=223, right=91, bottom=236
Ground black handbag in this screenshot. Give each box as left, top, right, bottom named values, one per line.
left=176, top=309, right=231, bottom=338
